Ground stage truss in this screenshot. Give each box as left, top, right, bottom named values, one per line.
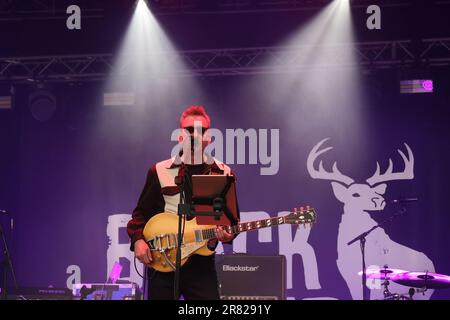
left=1, top=38, right=449, bottom=83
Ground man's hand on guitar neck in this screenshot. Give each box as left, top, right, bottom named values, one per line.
left=207, top=226, right=234, bottom=250
left=134, top=239, right=153, bottom=267
left=215, top=226, right=233, bottom=243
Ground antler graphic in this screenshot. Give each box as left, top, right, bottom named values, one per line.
left=307, top=138, right=355, bottom=186
left=366, top=143, right=414, bottom=186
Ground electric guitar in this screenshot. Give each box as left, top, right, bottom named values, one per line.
left=143, top=207, right=316, bottom=272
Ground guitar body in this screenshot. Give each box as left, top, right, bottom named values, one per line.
left=143, top=212, right=215, bottom=273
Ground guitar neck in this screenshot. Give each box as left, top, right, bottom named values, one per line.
left=201, top=216, right=286, bottom=241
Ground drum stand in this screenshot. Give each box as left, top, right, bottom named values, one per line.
left=380, top=265, right=413, bottom=300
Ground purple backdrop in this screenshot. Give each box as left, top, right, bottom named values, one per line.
left=1, top=2, right=450, bottom=300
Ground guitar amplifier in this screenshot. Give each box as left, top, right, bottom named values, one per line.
left=215, top=254, right=286, bottom=300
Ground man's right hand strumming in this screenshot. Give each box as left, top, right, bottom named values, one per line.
left=134, top=239, right=153, bottom=267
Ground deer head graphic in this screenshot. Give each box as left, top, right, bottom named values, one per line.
left=307, top=138, right=414, bottom=213
left=305, top=138, right=435, bottom=301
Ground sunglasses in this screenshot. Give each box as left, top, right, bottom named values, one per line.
left=183, top=126, right=209, bottom=134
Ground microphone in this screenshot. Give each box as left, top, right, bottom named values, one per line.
left=390, top=197, right=418, bottom=204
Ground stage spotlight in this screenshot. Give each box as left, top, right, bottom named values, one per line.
left=136, top=0, right=149, bottom=11
left=0, top=96, right=12, bottom=110
left=104, top=0, right=202, bottom=117
left=0, top=84, right=13, bottom=110
left=29, top=89, right=57, bottom=122
left=400, top=79, right=434, bottom=94
left=103, top=92, right=135, bottom=107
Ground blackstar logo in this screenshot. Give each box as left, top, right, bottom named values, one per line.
left=222, top=265, right=260, bottom=272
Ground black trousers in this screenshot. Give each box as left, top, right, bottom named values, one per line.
left=147, top=254, right=220, bottom=300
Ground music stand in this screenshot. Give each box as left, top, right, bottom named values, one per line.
left=191, top=175, right=239, bottom=226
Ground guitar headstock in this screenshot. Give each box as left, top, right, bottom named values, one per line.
left=285, top=206, right=317, bottom=226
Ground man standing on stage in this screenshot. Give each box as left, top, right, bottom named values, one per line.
left=127, top=105, right=239, bottom=300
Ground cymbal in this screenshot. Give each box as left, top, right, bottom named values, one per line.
left=358, top=268, right=408, bottom=280
left=392, top=272, right=450, bottom=289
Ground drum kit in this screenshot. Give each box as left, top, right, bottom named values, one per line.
left=362, top=265, right=450, bottom=300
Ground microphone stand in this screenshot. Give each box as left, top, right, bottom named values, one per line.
left=347, top=205, right=408, bottom=300
left=0, top=220, right=18, bottom=300
left=173, top=163, right=191, bottom=300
